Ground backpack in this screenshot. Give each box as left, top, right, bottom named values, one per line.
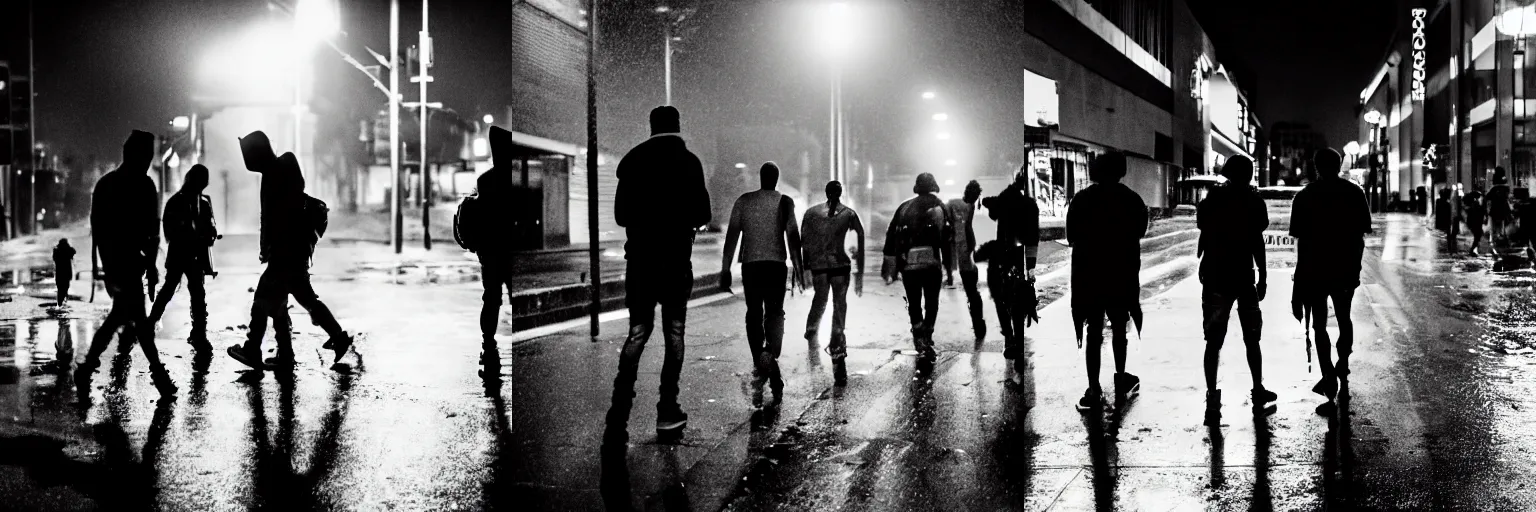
left=893, top=198, right=950, bottom=270
left=302, top=195, right=329, bottom=243
left=454, top=195, right=481, bottom=252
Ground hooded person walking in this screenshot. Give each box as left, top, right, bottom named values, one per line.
left=1065, top=151, right=1148, bottom=411
left=882, top=172, right=952, bottom=370
left=148, top=164, right=219, bottom=352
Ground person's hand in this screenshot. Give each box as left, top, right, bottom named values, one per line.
left=1256, top=279, right=1268, bottom=301
left=719, top=269, right=733, bottom=293
left=854, top=272, right=864, bottom=297
left=803, top=270, right=815, bottom=290
left=881, top=256, right=899, bottom=284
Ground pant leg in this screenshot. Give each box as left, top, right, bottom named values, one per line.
left=116, top=276, right=162, bottom=367
left=989, top=266, right=1015, bottom=342
left=742, top=263, right=768, bottom=363
left=57, top=278, right=68, bottom=305
left=829, top=273, right=850, bottom=359
left=806, top=272, right=831, bottom=337
left=285, top=268, right=347, bottom=339
left=479, top=255, right=509, bottom=340
left=901, top=271, right=925, bottom=335
left=961, top=268, right=984, bottom=334
left=1084, top=311, right=1106, bottom=390
left=658, top=264, right=692, bottom=411
left=147, top=269, right=184, bottom=325
left=247, top=265, right=283, bottom=350
left=1331, top=288, right=1356, bottom=362
left=1108, top=309, right=1130, bottom=374
left=187, top=272, right=208, bottom=336
left=762, top=263, right=787, bottom=362
left=920, top=269, right=942, bottom=338
left=607, top=263, right=660, bottom=433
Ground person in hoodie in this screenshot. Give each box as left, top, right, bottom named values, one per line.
left=604, top=106, right=711, bottom=448
left=469, top=126, right=517, bottom=374
left=980, top=168, right=1040, bottom=375
left=722, top=162, right=804, bottom=405
left=1065, top=151, right=1148, bottom=411
left=945, top=180, right=986, bottom=340
left=53, top=239, right=75, bottom=307
left=76, top=130, right=177, bottom=397
left=799, top=180, right=865, bottom=385
left=147, top=164, right=219, bottom=353
left=882, top=172, right=952, bottom=370
left=1195, top=156, right=1276, bottom=422
left=228, top=133, right=354, bottom=371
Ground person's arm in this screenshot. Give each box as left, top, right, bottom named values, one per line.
left=688, top=154, right=712, bottom=229
left=142, top=180, right=161, bottom=265
left=936, top=204, right=953, bottom=272
left=1254, top=197, right=1269, bottom=300
left=722, top=199, right=743, bottom=272
left=1361, top=187, right=1375, bottom=234
left=783, top=197, right=804, bottom=288
left=1065, top=195, right=1081, bottom=247
left=944, top=205, right=958, bottom=277
left=882, top=202, right=906, bottom=283
left=613, top=158, right=632, bottom=228
left=852, top=211, right=866, bottom=296
left=1024, top=200, right=1040, bottom=270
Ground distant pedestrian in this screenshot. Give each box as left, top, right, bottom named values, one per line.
left=148, top=164, right=219, bottom=353
left=1487, top=167, right=1513, bottom=248
left=723, top=162, right=804, bottom=405
left=53, top=239, right=75, bottom=307
left=1196, top=155, right=1275, bottom=421
left=604, top=106, right=711, bottom=448
left=882, top=172, right=952, bottom=371
left=980, top=168, right=1040, bottom=375
left=228, top=132, right=354, bottom=372
left=1465, top=184, right=1487, bottom=256
left=455, top=126, right=517, bottom=374
left=1289, top=148, right=1371, bottom=416
left=800, top=180, right=865, bottom=385
left=1435, top=188, right=1458, bottom=253
left=1065, top=152, right=1147, bottom=411
left=76, top=130, right=176, bottom=397
left=946, top=180, right=985, bottom=340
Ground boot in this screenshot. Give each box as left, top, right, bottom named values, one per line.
left=187, top=332, right=212, bottom=353
left=832, top=357, right=847, bottom=385
left=149, top=364, right=178, bottom=397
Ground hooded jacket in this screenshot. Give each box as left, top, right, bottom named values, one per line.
left=92, top=157, right=160, bottom=275
left=614, top=133, right=711, bottom=264
left=1065, top=182, right=1148, bottom=340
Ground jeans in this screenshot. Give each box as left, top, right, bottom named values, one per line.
left=147, top=266, right=208, bottom=338
left=901, top=267, right=942, bottom=356
left=56, top=277, right=69, bottom=306
left=743, top=261, right=787, bottom=385
left=83, top=270, right=164, bottom=369
left=480, top=254, right=514, bottom=342
left=605, top=261, right=692, bottom=436
left=1201, top=283, right=1263, bottom=390
left=959, top=268, right=984, bottom=336
left=246, top=263, right=347, bottom=357
left=988, top=265, right=1027, bottom=359
left=805, top=267, right=850, bottom=359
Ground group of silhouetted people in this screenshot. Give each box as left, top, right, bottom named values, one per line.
left=71, top=129, right=355, bottom=398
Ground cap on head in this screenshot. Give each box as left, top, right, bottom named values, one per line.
left=184, top=164, right=210, bottom=191
left=826, top=180, right=844, bottom=200
left=1313, top=148, right=1342, bottom=177
left=760, top=162, right=780, bottom=189
left=489, top=126, right=513, bottom=165
left=123, top=130, right=155, bottom=169
left=1220, top=155, right=1254, bottom=185
left=1088, top=152, right=1127, bottom=183
left=650, top=106, right=681, bottom=135
left=913, top=173, right=940, bottom=195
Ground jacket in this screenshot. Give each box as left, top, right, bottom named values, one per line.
left=945, top=198, right=977, bottom=273
left=91, top=167, right=160, bottom=275
left=986, top=184, right=1041, bottom=270
left=723, top=190, right=801, bottom=266
left=1065, top=182, right=1147, bottom=340
left=614, top=134, right=711, bottom=264
left=884, top=193, right=952, bottom=270
left=163, top=190, right=218, bottom=272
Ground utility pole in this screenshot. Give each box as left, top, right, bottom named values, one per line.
left=587, top=1, right=601, bottom=338
left=663, top=20, right=672, bottom=106
left=417, top=0, right=433, bottom=250
left=390, top=0, right=402, bottom=253
left=27, top=0, right=35, bottom=236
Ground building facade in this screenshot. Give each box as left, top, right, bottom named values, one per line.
left=1270, top=122, right=1327, bottom=184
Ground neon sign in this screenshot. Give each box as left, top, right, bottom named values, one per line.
left=1411, top=8, right=1427, bottom=101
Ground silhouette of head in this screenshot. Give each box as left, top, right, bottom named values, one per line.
left=182, top=164, right=210, bottom=193
left=1495, top=166, right=1509, bottom=185
left=122, top=130, right=155, bottom=172
left=239, top=130, right=277, bottom=172
left=1439, top=188, right=1451, bottom=199
left=1313, top=148, right=1342, bottom=178
left=1221, top=155, right=1254, bottom=186
left=489, top=126, right=513, bottom=169
left=650, top=106, right=681, bottom=135
left=759, top=162, right=780, bottom=190
left=826, top=180, right=843, bottom=203
left=276, top=153, right=305, bottom=202
left=964, top=180, right=982, bottom=203
left=57, top=239, right=70, bottom=249
left=913, top=173, right=940, bottom=195
left=1088, top=152, right=1127, bottom=184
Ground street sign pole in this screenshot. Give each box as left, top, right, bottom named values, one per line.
left=389, top=0, right=402, bottom=254
left=419, top=0, right=432, bottom=251
left=587, top=1, right=601, bottom=339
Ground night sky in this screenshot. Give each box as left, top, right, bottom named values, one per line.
left=31, top=0, right=1400, bottom=170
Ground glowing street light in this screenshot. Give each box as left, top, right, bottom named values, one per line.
left=1499, top=5, right=1536, bottom=36
left=1343, top=141, right=1361, bottom=157
left=171, top=115, right=191, bottom=132
left=483, top=114, right=494, bottom=124
left=734, top=162, right=748, bottom=169
left=295, top=0, right=341, bottom=43
left=936, top=132, right=951, bottom=140
left=932, top=113, right=949, bottom=121
left=1363, top=109, right=1383, bottom=125
left=921, top=91, right=935, bottom=100
left=944, top=159, right=957, bottom=166
left=815, top=1, right=858, bottom=183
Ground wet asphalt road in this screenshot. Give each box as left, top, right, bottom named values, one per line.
left=3, top=214, right=1536, bottom=510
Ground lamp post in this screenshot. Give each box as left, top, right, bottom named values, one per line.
left=655, top=5, right=691, bottom=106
left=817, top=2, right=854, bottom=183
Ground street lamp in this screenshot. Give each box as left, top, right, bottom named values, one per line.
left=816, top=1, right=857, bottom=182
left=656, top=4, right=693, bottom=106
left=921, top=91, right=935, bottom=100
left=483, top=114, right=494, bottom=124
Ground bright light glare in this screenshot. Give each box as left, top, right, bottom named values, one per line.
left=944, top=159, right=957, bottom=166
left=655, top=5, right=671, bottom=13
left=1343, top=141, right=1361, bottom=156
left=921, top=91, right=935, bottom=100
left=932, top=113, right=949, bottom=121
left=168, top=152, right=181, bottom=170
left=200, top=23, right=300, bottom=101
left=473, top=138, right=488, bottom=158
left=171, top=116, right=191, bottom=132
left=295, top=0, right=340, bottom=42
left=815, top=2, right=856, bottom=61
left=483, top=114, right=495, bottom=124
left=734, top=162, right=747, bottom=169
left=1499, top=6, right=1536, bottom=36
left=1363, top=110, right=1382, bottom=125
left=944, top=179, right=954, bottom=186
left=936, top=132, right=951, bottom=140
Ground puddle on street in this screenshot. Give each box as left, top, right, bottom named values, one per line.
left=0, top=317, right=97, bottom=386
